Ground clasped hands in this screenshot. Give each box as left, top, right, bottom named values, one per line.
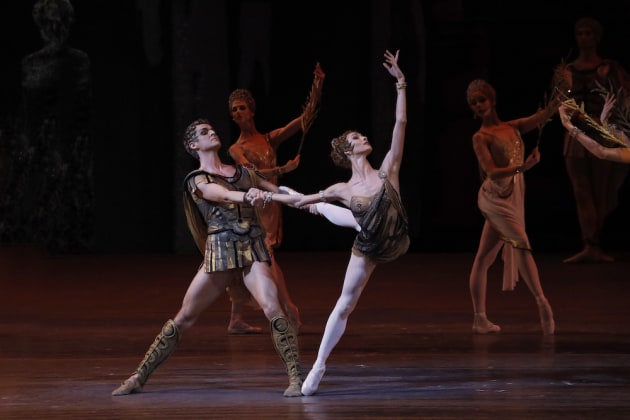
left=246, top=187, right=304, bottom=208
left=244, top=188, right=268, bottom=207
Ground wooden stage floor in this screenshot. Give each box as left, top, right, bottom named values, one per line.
left=1, top=245, right=629, bottom=419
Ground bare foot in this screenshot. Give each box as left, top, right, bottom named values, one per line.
left=283, top=381, right=303, bottom=397
left=228, top=319, right=263, bottom=334
left=563, top=248, right=614, bottom=264
left=111, top=374, right=142, bottom=396
left=537, top=297, right=555, bottom=335
left=472, top=318, right=501, bottom=334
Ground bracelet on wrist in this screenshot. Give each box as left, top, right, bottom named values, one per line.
left=263, top=191, right=273, bottom=208
left=319, top=190, right=326, bottom=203
left=395, top=81, right=407, bottom=90
left=243, top=189, right=254, bottom=205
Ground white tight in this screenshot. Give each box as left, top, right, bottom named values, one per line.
left=311, top=252, right=376, bottom=368
left=314, top=202, right=361, bottom=232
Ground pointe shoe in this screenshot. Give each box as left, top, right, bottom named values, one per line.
left=111, top=375, right=142, bottom=396
left=472, top=316, right=501, bottom=334
left=301, top=365, right=326, bottom=396
left=227, top=319, right=263, bottom=334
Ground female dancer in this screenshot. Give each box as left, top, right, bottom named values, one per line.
left=467, top=79, right=556, bottom=336
left=287, top=49, right=410, bottom=395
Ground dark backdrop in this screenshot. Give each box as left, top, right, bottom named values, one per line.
left=1, top=0, right=629, bottom=255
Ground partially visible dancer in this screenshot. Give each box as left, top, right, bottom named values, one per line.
left=111, top=119, right=304, bottom=397
left=2, top=0, right=93, bottom=252
left=466, top=79, right=557, bottom=336
left=553, top=17, right=630, bottom=263
left=283, top=49, right=410, bottom=396
left=224, top=64, right=322, bottom=334
left=559, top=95, right=630, bottom=163
left=227, top=62, right=357, bottom=334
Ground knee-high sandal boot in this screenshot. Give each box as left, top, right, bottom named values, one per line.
left=270, top=316, right=302, bottom=397
left=112, top=319, right=180, bottom=396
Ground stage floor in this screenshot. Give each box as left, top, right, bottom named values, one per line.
left=1, top=246, right=629, bottom=419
